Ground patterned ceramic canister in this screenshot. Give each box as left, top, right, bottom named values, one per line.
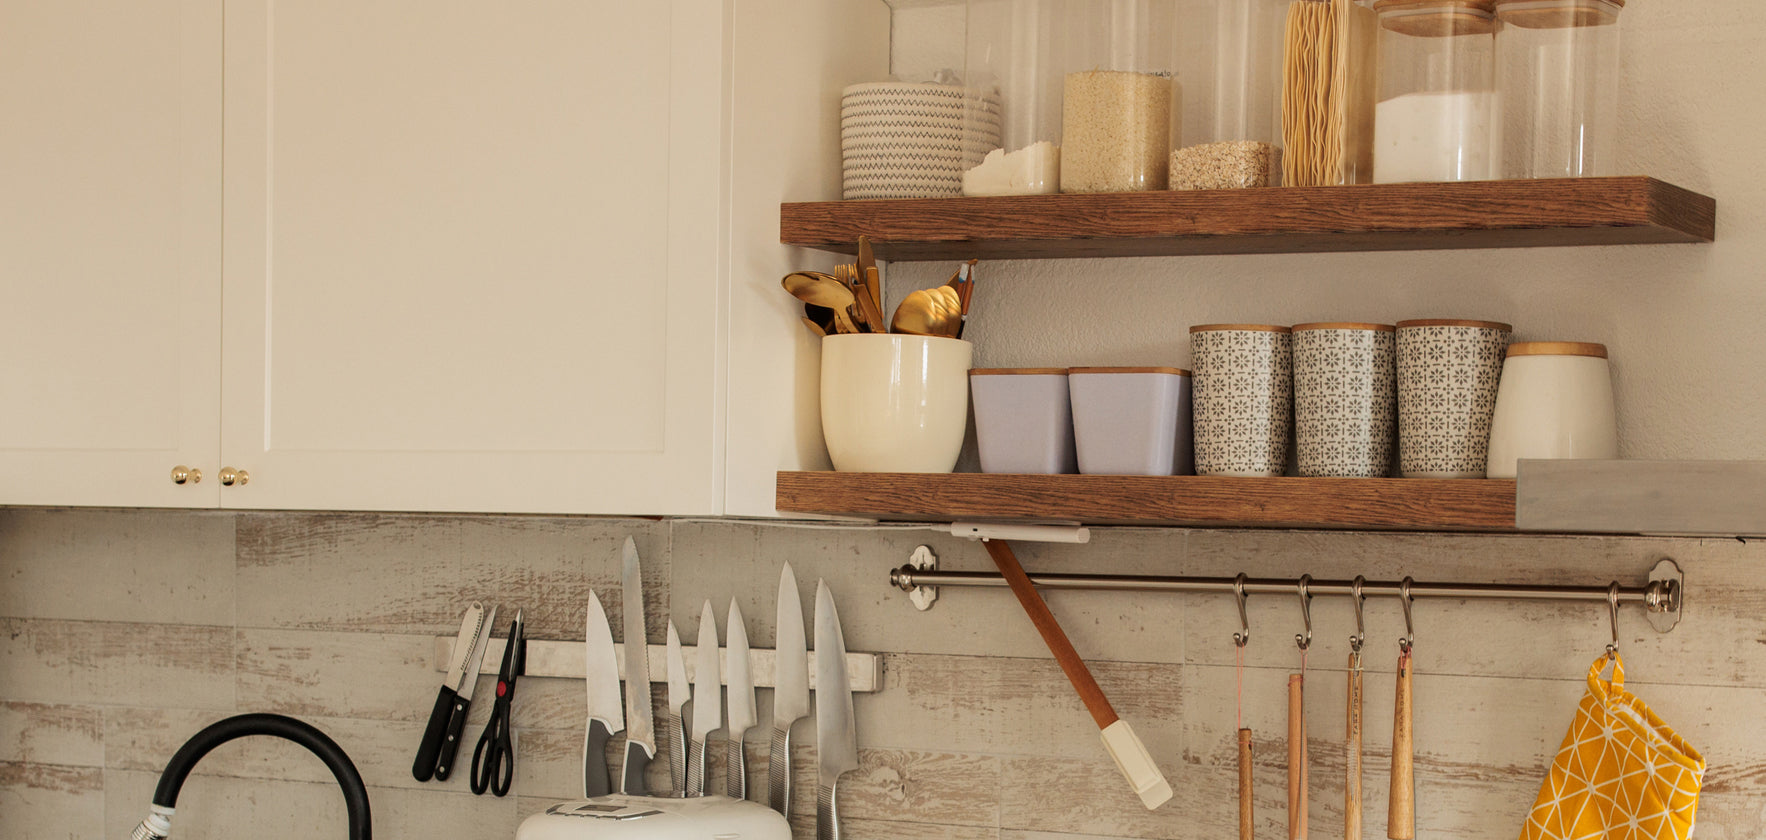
left=1395, top=319, right=1514, bottom=478
left=841, top=83, right=1003, bottom=199
left=1292, top=323, right=1398, bottom=478
left=1189, top=325, right=1293, bottom=477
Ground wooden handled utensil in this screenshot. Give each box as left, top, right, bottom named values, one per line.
left=1239, top=728, right=1255, bottom=840
left=1347, top=653, right=1363, bottom=840
left=1289, top=674, right=1307, bottom=840
left=1388, top=651, right=1414, bottom=840
left=980, top=539, right=1172, bottom=810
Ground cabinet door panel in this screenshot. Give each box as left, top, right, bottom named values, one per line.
left=0, top=0, right=222, bottom=507
left=221, top=0, right=723, bottom=513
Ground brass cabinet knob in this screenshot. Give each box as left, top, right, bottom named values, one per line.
left=219, top=467, right=250, bottom=487
left=170, top=465, right=202, bottom=485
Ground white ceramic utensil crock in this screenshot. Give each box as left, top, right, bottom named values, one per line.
left=1485, top=341, right=1617, bottom=479
left=820, top=334, right=973, bottom=472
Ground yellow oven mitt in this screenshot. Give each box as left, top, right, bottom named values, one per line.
left=1520, top=653, right=1706, bottom=840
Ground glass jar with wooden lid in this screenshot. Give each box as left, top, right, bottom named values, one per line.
left=1486, top=341, right=1617, bottom=479
left=1372, top=0, right=1500, bottom=184
left=1058, top=0, right=1183, bottom=193
left=1494, top=0, right=1623, bottom=178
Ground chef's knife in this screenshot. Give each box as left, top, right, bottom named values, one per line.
left=688, top=600, right=722, bottom=795
left=412, top=601, right=489, bottom=781
left=436, top=603, right=497, bottom=781
left=815, top=580, right=859, bottom=840
left=620, top=538, right=656, bottom=795
left=770, top=563, right=810, bottom=816
left=665, top=620, right=690, bottom=795
left=726, top=599, right=757, bottom=800
left=584, top=591, right=624, bottom=798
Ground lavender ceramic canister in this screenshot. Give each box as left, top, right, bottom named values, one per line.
left=1189, top=325, right=1293, bottom=477
left=1292, top=323, right=1398, bottom=478
left=1395, top=319, right=1514, bottom=478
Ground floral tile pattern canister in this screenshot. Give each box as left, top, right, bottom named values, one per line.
left=1190, top=325, right=1293, bottom=477
left=1292, top=323, right=1398, bottom=478
left=1395, top=319, right=1513, bottom=478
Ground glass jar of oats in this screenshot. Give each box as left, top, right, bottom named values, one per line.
left=1059, top=0, right=1182, bottom=193
left=1170, top=0, right=1288, bottom=190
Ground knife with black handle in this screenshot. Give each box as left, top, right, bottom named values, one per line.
left=437, top=605, right=497, bottom=781
left=413, top=602, right=494, bottom=782
left=411, top=686, right=459, bottom=782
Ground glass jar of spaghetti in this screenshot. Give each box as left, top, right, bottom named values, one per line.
left=1372, top=0, right=1500, bottom=184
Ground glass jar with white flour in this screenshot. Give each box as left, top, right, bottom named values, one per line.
left=1372, top=0, right=1500, bottom=183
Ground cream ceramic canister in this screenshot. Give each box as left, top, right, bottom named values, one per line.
left=1189, top=325, right=1293, bottom=477
left=820, top=334, right=973, bottom=472
left=1292, top=323, right=1398, bottom=478
left=1485, top=342, right=1617, bottom=479
left=1395, top=319, right=1513, bottom=478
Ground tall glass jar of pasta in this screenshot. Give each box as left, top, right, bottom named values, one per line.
left=1059, top=0, right=1182, bottom=193
left=963, top=0, right=1064, bottom=195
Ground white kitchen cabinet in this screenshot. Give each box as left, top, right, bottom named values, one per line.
left=0, top=0, right=223, bottom=508
left=2, top=0, right=883, bottom=514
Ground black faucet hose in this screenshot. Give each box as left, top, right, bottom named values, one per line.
left=148, top=713, right=372, bottom=840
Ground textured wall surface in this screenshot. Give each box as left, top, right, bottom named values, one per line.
left=3, top=508, right=1763, bottom=840
left=887, top=1, right=1764, bottom=463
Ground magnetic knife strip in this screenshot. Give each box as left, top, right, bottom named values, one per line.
left=431, top=636, right=885, bottom=693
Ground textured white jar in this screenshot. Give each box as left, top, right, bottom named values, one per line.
left=1292, top=323, right=1398, bottom=478
left=1485, top=341, right=1617, bottom=479
left=820, top=335, right=973, bottom=472
left=1395, top=318, right=1512, bottom=478
left=1190, top=324, right=1293, bottom=477
left=1067, top=367, right=1194, bottom=476
left=971, top=368, right=1078, bottom=474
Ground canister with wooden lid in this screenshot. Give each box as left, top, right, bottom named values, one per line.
left=1494, top=0, right=1623, bottom=178
left=1372, top=0, right=1500, bottom=184
left=970, top=368, right=1078, bottom=474
left=1486, top=341, right=1617, bottom=479
left=1067, top=367, right=1194, bottom=476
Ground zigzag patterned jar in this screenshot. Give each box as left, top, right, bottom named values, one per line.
left=841, top=82, right=1002, bottom=199
left=1292, top=323, right=1398, bottom=478
left=1395, top=318, right=1513, bottom=478
left=1189, top=325, right=1292, bottom=477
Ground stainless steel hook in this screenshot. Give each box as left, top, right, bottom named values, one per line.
left=1233, top=573, right=1250, bottom=648
left=1295, top=574, right=1312, bottom=651
left=1350, top=575, right=1367, bottom=654
left=1606, top=581, right=1621, bottom=659
left=1399, top=576, right=1415, bottom=653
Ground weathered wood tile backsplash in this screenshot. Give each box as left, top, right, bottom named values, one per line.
left=1, top=509, right=1761, bottom=839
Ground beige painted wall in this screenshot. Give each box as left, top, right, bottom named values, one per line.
left=2, top=508, right=1762, bottom=839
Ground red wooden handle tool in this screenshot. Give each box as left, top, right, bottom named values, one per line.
left=982, top=539, right=1171, bottom=809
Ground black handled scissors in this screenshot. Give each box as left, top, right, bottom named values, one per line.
left=471, top=609, right=525, bottom=796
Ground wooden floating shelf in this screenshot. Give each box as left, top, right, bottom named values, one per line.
left=776, top=471, right=1518, bottom=532
left=780, top=176, right=1715, bottom=261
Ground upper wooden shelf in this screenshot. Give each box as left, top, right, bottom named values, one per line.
left=776, top=471, right=1518, bottom=532
left=780, top=176, right=1715, bottom=261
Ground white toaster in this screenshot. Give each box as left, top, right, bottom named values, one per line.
left=516, top=794, right=792, bottom=840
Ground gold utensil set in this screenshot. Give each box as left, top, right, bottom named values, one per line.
left=783, top=235, right=975, bottom=338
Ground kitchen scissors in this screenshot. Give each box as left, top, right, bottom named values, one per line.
left=471, top=609, right=525, bottom=796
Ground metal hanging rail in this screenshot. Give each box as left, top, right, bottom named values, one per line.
left=889, top=556, right=1686, bottom=633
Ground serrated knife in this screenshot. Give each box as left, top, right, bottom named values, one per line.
left=688, top=600, right=722, bottom=794
left=413, top=601, right=492, bottom=782
left=770, top=563, right=809, bottom=816
left=583, top=591, right=623, bottom=797
left=619, top=538, right=655, bottom=795
left=726, top=599, right=757, bottom=800
left=815, top=580, right=858, bottom=840
left=665, top=620, right=690, bottom=794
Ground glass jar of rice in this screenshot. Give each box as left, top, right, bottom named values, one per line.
left=1059, top=0, right=1182, bottom=193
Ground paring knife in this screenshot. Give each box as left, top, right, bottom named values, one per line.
left=770, top=563, right=810, bottom=816
left=726, top=599, right=757, bottom=800
left=413, top=601, right=493, bottom=782
left=584, top=591, right=624, bottom=798
left=688, top=600, right=722, bottom=795
left=437, top=603, right=498, bottom=781
left=665, top=621, right=690, bottom=795
left=620, top=538, right=656, bottom=795
left=815, top=580, right=859, bottom=840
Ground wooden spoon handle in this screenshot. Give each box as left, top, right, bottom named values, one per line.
left=981, top=539, right=1118, bottom=728
left=1346, top=656, right=1363, bottom=840
left=1388, top=652, right=1414, bottom=840
left=1288, top=674, right=1306, bottom=840
left=1239, top=728, right=1255, bottom=840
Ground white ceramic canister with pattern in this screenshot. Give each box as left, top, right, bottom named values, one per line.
left=1395, top=319, right=1514, bottom=478
left=1292, top=323, right=1398, bottom=478
left=1189, top=325, right=1293, bottom=477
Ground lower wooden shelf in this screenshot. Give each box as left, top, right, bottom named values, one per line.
left=775, top=471, right=1518, bottom=532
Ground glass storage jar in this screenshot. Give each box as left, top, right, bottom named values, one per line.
left=1170, top=0, right=1287, bottom=189
left=1280, top=0, right=1381, bottom=186
left=1060, top=0, right=1182, bottom=193
left=963, top=0, right=1064, bottom=195
left=1373, top=0, right=1500, bottom=183
left=1494, top=0, right=1622, bottom=178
